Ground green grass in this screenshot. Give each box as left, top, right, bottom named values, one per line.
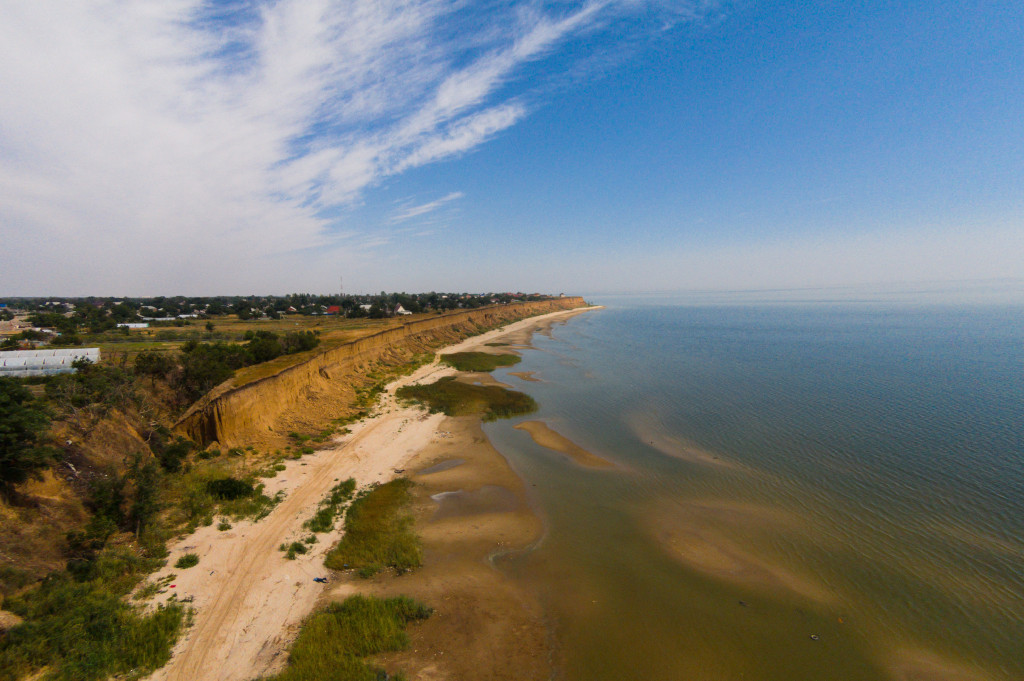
left=396, top=376, right=538, bottom=421
left=439, top=351, right=520, bottom=372
left=261, top=595, right=430, bottom=681
left=324, top=479, right=420, bottom=576
left=0, top=550, right=185, bottom=681
left=284, top=542, right=308, bottom=560
left=305, top=479, right=356, bottom=534
left=168, top=469, right=282, bottom=529
left=174, top=553, right=199, bottom=569
left=0, top=566, right=35, bottom=599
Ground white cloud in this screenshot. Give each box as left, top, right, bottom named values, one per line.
left=390, top=192, right=464, bottom=224
left=0, top=0, right=699, bottom=294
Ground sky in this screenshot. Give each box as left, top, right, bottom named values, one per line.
left=1, top=0, right=1022, bottom=297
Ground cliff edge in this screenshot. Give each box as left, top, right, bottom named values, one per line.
left=175, top=297, right=587, bottom=447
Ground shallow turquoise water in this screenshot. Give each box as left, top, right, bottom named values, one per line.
left=484, top=300, right=1024, bottom=680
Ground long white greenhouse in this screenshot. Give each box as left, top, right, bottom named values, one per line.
left=0, top=348, right=100, bottom=376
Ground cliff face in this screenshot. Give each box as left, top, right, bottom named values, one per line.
left=175, top=298, right=586, bottom=447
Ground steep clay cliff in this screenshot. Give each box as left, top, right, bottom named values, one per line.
left=175, top=298, right=586, bottom=448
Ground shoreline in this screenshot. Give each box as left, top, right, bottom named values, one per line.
left=143, top=305, right=599, bottom=681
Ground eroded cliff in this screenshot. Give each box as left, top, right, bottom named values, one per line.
left=175, top=298, right=586, bottom=448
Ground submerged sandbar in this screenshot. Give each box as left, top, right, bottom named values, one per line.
left=514, top=420, right=614, bottom=468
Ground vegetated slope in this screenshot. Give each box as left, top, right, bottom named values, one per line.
left=176, top=298, right=585, bottom=449
left=0, top=363, right=182, bottom=584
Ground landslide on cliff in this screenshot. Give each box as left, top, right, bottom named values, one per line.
left=175, top=298, right=585, bottom=449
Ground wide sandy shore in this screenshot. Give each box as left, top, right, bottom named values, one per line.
left=143, top=306, right=599, bottom=681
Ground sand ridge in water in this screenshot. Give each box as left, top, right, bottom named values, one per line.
left=645, top=497, right=838, bottom=606
left=514, top=420, right=615, bottom=468
left=508, top=371, right=541, bottom=382
left=628, top=411, right=742, bottom=470
left=888, top=648, right=999, bottom=681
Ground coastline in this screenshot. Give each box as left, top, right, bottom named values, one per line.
left=144, top=305, right=600, bottom=681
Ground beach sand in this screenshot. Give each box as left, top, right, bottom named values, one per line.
left=361, top=416, right=549, bottom=681
left=142, top=306, right=597, bottom=681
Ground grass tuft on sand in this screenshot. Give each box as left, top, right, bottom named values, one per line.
left=324, top=479, right=420, bottom=577
left=305, top=478, right=357, bottom=534
left=439, top=352, right=520, bottom=372
left=261, top=594, right=430, bottom=681
left=396, top=377, right=537, bottom=421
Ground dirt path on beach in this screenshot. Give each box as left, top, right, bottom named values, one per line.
left=143, top=307, right=596, bottom=681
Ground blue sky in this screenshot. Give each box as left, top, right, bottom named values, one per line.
left=1, top=0, right=1021, bottom=296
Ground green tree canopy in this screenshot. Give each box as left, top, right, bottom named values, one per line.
left=0, top=377, right=60, bottom=495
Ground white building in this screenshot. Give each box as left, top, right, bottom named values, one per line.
left=0, top=348, right=101, bottom=376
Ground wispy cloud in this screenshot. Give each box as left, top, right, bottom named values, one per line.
left=390, top=192, right=465, bottom=224
left=0, top=0, right=714, bottom=294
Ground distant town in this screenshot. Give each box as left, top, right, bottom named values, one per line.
left=0, top=292, right=558, bottom=351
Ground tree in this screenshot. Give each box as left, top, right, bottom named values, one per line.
left=0, top=377, right=60, bottom=496
left=245, top=331, right=282, bottom=363
left=134, top=350, right=174, bottom=381
left=127, top=453, right=161, bottom=538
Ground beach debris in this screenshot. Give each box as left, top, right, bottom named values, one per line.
left=394, top=468, right=405, bottom=474
left=810, top=634, right=820, bottom=641
left=738, top=601, right=748, bottom=607
left=313, top=577, right=328, bottom=584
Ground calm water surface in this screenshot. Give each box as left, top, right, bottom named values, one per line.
left=484, top=300, right=1024, bottom=681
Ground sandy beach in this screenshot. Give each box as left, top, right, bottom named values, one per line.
left=143, top=306, right=598, bottom=681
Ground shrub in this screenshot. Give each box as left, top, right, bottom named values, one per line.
left=156, top=437, right=194, bottom=473
left=174, top=554, right=199, bottom=569
left=285, top=542, right=308, bottom=560
left=0, top=552, right=184, bottom=681
left=205, top=477, right=253, bottom=501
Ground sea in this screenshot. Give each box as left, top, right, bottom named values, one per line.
left=482, top=293, right=1024, bottom=681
